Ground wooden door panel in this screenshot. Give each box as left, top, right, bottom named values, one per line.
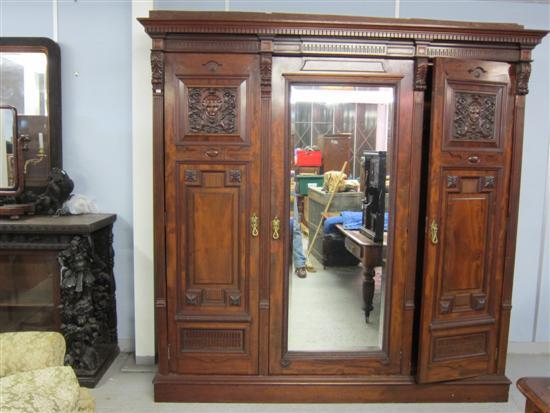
left=164, top=53, right=260, bottom=375
left=417, top=58, right=513, bottom=384
left=436, top=169, right=500, bottom=319
left=176, top=163, right=248, bottom=314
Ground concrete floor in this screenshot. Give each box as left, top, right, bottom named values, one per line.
left=91, top=352, right=549, bottom=413
left=288, top=255, right=383, bottom=351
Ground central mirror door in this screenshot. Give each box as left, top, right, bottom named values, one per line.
left=269, top=58, right=418, bottom=375
left=287, top=84, right=393, bottom=352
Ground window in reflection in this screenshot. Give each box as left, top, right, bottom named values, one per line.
left=0, top=107, right=16, bottom=188
left=288, top=84, right=393, bottom=352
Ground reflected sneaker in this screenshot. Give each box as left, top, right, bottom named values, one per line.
left=295, top=267, right=307, bottom=278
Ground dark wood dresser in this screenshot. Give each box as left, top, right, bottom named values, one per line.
left=0, top=213, right=118, bottom=387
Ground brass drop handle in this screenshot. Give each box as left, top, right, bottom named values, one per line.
left=251, top=213, right=259, bottom=237
left=430, top=219, right=439, bottom=245
left=205, top=148, right=219, bottom=158
left=272, top=216, right=280, bottom=240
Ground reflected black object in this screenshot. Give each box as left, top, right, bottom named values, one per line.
left=361, top=151, right=386, bottom=242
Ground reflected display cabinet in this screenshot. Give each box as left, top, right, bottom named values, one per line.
left=140, top=11, right=547, bottom=403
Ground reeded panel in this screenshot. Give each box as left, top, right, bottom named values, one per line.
left=436, top=170, right=499, bottom=320
left=176, top=164, right=247, bottom=313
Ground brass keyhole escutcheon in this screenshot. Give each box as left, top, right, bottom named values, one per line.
left=430, top=220, right=439, bottom=245
left=251, top=213, right=259, bottom=237
left=272, top=216, right=280, bottom=240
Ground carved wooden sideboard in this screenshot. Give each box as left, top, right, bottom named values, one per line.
left=0, top=213, right=118, bottom=387
left=140, top=11, right=547, bottom=403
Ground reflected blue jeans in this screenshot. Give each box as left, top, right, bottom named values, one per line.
left=292, top=194, right=306, bottom=269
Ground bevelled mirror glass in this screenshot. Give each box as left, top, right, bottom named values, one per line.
left=0, top=38, right=61, bottom=192
left=288, top=84, right=394, bottom=352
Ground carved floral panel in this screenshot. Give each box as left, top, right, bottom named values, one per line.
left=188, top=87, right=238, bottom=134
left=453, top=92, right=496, bottom=141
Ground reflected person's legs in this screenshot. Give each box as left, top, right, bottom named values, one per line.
left=292, top=194, right=307, bottom=278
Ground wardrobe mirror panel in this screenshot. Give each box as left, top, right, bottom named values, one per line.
left=287, top=84, right=394, bottom=352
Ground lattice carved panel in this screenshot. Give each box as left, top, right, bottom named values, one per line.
left=180, top=328, right=245, bottom=352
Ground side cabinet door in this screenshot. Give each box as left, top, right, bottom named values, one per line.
left=417, top=58, right=514, bottom=383
left=164, top=53, right=261, bottom=375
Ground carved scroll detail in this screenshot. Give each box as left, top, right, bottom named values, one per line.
left=440, top=296, right=454, bottom=314
left=151, top=51, right=164, bottom=93
left=447, top=175, right=459, bottom=188
left=414, top=58, right=429, bottom=91
left=184, top=169, right=199, bottom=183
left=260, top=54, right=272, bottom=97
left=185, top=290, right=201, bottom=306
left=228, top=169, right=242, bottom=183
left=516, top=62, right=531, bottom=96
left=470, top=293, right=487, bottom=311
left=484, top=176, right=495, bottom=189
left=227, top=290, right=241, bottom=306
left=453, top=92, right=496, bottom=140
left=188, top=87, right=237, bottom=134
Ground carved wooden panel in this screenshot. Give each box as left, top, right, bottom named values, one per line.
left=442, top=74, right=508, bottom=152
left=436, top=170, right=498, bottom=319
left=176, top=164, right=248, bottom=312
left=453, top=92, right=496, bottom=140
left=188, top=87, right=238, bottom=134
left=176, top=76, right=249, bottom=145
left=180, top=328, right=245, bottom=352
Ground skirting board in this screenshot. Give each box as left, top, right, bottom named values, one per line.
left=118, top=338, right=135, bottom=353
left=508, top=341, right=550, bottom=354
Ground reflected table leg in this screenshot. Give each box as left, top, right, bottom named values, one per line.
left=363, top=266, right=375, bottom=322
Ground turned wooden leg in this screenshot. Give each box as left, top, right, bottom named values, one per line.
left=363, top=266, right=375, bottom=322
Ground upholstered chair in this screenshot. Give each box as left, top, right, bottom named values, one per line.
left=0, top=331, right=95, bottom=413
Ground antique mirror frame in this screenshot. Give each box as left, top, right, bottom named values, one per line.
left=0, top=37, right=62, bottom=193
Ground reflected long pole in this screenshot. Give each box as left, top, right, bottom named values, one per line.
left=305, top=161, right=348, bottom=271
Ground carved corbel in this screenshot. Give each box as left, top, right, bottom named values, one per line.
left=515, top=62, right=531, bottom=96
left=260, top=54, right=272, bottom=98
left=414, top=58, right=429, bottom=92
left=151, top=51, right=164, bottom=95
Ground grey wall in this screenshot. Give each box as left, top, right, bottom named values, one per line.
left=2, top=0, right=548, bottom=348
left=0, top=1, right=134, bottom=348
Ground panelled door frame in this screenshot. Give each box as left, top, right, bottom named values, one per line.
left=163, top=52, right=262, bottom=375
left=417, top=58, right=515, bottom=383
left=268, top=57, right=422, bottom=376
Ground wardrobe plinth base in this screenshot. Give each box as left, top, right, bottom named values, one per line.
left=153, top=374, right=510, bottom=403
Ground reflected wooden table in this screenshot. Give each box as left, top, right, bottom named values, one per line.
left=517, top=377, right=550, bottom=413
left=335, top=224, right=384, bottom=322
